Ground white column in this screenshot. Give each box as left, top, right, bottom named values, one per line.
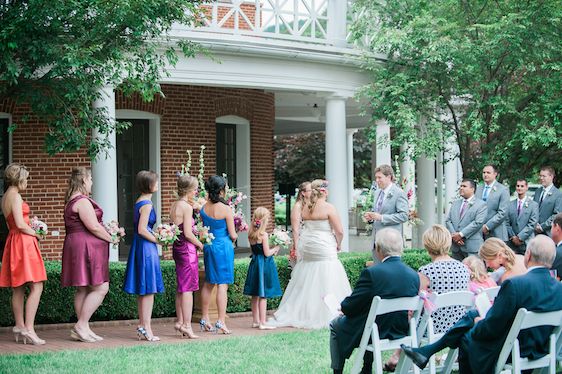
left=416, top=156, right=436, bottom=240
left=92, top=86, right=119, bottom=262
left=375, top=119, right=391, bottom=166
left=327, top=0, right=348, bottom=47
left=325, top=95, right=349, bottom=252
left=444, top=138, right=461, bottom=216
left=436, top=151, right=444, bottom=224
left=346, top=129, right=357, bottom=207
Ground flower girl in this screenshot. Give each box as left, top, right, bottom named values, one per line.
left=463, top=255, right=497, bottom=294
left=243, top=207, right=282, bottom=329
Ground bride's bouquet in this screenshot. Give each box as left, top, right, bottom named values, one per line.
left=104, top=220, right=125, bottom=249
left=30, top=216, right=48, bottom=236
left=155, top=223, right=181, bottom=250
left=269, top=229, right=291, bottom=249
left=193, top=222, right=215, bottom=246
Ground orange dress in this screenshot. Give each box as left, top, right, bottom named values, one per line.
left=0, top=202, right=47, bottom=287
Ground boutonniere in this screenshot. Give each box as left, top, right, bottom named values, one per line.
left=548, top=192, right=553, bottom=197
left=468, top=200, right=475, bottom=207
left=524, top=199, right=529, bottom=208
left=492, top=186, right=497, bottom=192
left=387, top=192, right=393, bottom=199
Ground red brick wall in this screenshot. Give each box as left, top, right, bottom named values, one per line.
left=201, top=3, right=257, bottom=30
left=5, top=85, right=275, bottom=260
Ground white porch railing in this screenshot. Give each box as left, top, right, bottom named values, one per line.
left=184, top=0, right=357, bottom=47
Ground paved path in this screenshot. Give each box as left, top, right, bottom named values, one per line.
left=0, top=313, right=296, bottom=356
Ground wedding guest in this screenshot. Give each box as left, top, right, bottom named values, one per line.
left=462, top=255, right=497, bottom=294
left=479, top=237, right=526, bottom=285
left=243, top=207, right=282, bottom=330
left=170, top=175, right=202, bottom=339
left=61, top=167, right=116, bottom=343
left=124, top=170, right=164, bottom=342
left=0, top=163, right=47, bottom=345
left=289, top=181, right=312, bottom=263
left=199, top=175, right=237, bottom=334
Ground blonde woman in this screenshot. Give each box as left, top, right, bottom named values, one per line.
left=272, top=179, right=351, bottom=329
left=479, top=238, right=526, bottom=284
left=289, top=181, right=312, bottom=262
left=0, top=164, right=47, bottom=345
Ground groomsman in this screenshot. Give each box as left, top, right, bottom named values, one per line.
left=475, top=164, right=510, bottom=241
left=506, top=179, right=538, bottom=255
left=362, top=164, right=408, bottom=262
left=534, top=166, right=562, bottom=236
left=446, top=179, right=487, bottom=261
left=550, top=213, right=562, bottom=279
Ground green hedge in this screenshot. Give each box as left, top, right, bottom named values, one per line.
left=0, top=250, right=431, bottom=326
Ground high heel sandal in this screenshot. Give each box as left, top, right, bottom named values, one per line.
left=70, top=328, right=96, bottom=343
left=136, top=327, right=160, bottom=342
left=179, top=324, right=199, bottom=339
left=174, top=322, right=183, bottom=336
left=21, top=330, right=46, bottom=345
left=12, top=326, right=24, bottom=343
left=89, top=331, right=104, bottom=341
left=199, top=319, right=216, bottom=332
left=215, top=320, right=231, bottom=335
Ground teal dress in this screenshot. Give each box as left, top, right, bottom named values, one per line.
left=200, top=205, right=235, bottom=284
left=243, top=243, right=282, bottom=298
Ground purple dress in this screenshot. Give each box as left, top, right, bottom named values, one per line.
left=61, top=195, right=109, bottom=287
left=172, top=222, right=199, bottom=293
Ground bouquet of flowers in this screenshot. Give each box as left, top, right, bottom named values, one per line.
left=155, top=223, right=181, bottom=250
left=269, top=229, right=291, bottom=249
left=30, top=216, right=48, bottom=236
left=193, top=222, right=215, bottom=246
left=359, top=185, right=376, bottom=232
left=104, top=220, right=125, bottom=249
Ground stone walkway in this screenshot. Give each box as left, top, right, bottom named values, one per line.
left=0, top=313, right=295, bottom=355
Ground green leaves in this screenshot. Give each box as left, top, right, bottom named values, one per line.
left=0, top=0, right=201, bottom=158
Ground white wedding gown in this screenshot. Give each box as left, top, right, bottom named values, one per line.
left=271, top=220, right=352, bottom=329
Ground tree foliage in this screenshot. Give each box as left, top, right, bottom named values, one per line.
left=352, top=0, right=561, bottom=182
left=0, top=0, right=202, bottom=158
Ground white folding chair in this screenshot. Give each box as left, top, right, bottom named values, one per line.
left=415, top=291, right=475, bottom=374
left=350, top=296, right=423, bottom=374
left=482, top=286, right=501, bottom=301
left=495, top=308, right=562, bottom=374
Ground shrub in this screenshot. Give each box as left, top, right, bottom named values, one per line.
left=0, top=250, right=431, bottom=326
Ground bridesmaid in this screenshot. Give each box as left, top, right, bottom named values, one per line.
left=170, top=175, right=202, bottom=339
left=0, top=163, right=47, bottom=345
left=61, top=167, right=116, bottom=343
left=199, top=175, right=237, bottom=334
left=123, top=170, right=164, bottom=342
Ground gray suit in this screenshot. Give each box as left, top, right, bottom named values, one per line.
left=506, top=197, right=538, bottom=254
left=533, top=185, right=562, bottom=235
left=445, top=197, right=487, bottom=260
left=475, top=182, right=510, bottom=241
left=370, top=184, right=408, bottom=260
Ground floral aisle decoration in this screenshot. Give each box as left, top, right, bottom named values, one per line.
left=104, top=220, right=126, bottom=250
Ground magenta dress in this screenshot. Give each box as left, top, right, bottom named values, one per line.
left=172, top=222, right=199, bottom=292
left=61, top=195, right=109, bottom=287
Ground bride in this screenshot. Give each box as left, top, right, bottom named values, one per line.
left=271, top=179, right=352, bottom=329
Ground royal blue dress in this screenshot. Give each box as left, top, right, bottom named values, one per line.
left=243, top=243, right=282, bottom=298
left=200, top=205, right=235, bottom=284
left=123, top=200, right=165, bottom=295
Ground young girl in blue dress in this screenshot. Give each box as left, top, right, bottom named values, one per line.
left=123, top=170, right=164, bottom=342
left=243, top=207, right=282, bottom=329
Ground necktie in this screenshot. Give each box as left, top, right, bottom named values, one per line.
left=482, top=185, right=491, bottom=202
left=517, top=200, right=522, bottom=216
left=375, top=191, right=385, bottom=212
left=539, top=190, right=546, bottom=206
left=459, top=200, right=468, bottom=218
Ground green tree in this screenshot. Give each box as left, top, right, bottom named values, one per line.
left=352, top=0, right=562, bottom=182
left=0, top=0, right=201, bottom=157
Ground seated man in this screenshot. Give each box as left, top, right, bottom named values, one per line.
left=329, top=228, right=420, bottom=374
left=401, top=235, right=562, bottom=374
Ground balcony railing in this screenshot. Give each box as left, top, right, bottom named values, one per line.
left=181, top=0, right=357, bottom=47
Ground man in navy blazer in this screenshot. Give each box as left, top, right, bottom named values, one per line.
left=402, top=235, right=562, bottom=374
left=329, top=228, right=419, bottom=374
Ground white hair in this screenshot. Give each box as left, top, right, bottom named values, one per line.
left=375, top=228, right=404, bottom=257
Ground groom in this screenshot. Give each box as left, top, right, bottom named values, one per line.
left=329, top=228, right=419, bottom=373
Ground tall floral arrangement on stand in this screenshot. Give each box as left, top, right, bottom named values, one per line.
left=394, top=156, right=423, bottom=226
left=222, top=173, right=249, bottom=232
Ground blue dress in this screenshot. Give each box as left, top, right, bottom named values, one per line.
left=243, top=243, right=282, bottom=298
left=123, top=200, right=165, bottom=295
left=200, top=205, right=235, bottom=284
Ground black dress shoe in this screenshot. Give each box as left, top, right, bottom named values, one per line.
left=400, top=344, right=430, bottom=370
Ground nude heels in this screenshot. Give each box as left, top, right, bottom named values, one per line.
left=21, top=330, right=46, bottom=345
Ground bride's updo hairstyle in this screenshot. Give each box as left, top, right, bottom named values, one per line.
left=307, top=179, right=328, bottom=213
left=479, top=237, right=516, bottom=270
left=205, top=175, right=228, bottom=204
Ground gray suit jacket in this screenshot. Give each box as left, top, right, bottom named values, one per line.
left=445, top=197, right=487, bottom=254
left=506, top=197, right=538, bottom=245
left=475, top=182, right=510, bottom=241
left=533, top=185, right=562, bottom=235
left=370, top=183, right=409, bottom=248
